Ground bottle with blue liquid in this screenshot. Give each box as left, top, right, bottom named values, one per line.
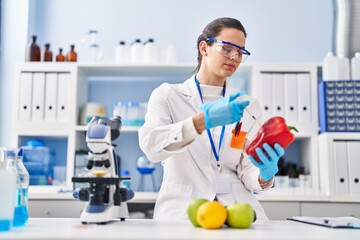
left=8, top=149, right=29, bottom=227
left=0, top=148, right=16, bottom=232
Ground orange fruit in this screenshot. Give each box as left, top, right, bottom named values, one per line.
left=196, top=201, right=227, bottom=229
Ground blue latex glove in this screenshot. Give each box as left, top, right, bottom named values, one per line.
left=200, top=91, right=250, bottom=129
left=248, top=143, right=285, bottom=181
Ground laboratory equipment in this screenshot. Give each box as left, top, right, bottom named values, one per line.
left=42, top=43, right=53, bottom=62
left=136, top=155, right=156, bottom=192
left=8, top=149, right=29, bottom=227
left=80, top=102, right=106, bottom=125
left=66, top=45, right=77, bottom=62
left=72, top=116, right=134, bottom=224
left=56, top=48, right=65, bottom=62
left=115, top=41, right=129, bottom=64
left=25, top=35, right=40, bottom=62
left=0, top=148, right=16, bottom=232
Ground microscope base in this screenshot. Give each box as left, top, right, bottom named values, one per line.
left=80, top=203, right=129, bottom=224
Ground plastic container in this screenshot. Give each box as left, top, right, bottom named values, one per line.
left=130, top=39, right=143, bottom=64
left=22, top=140, right=54, bottom=185
left=322, top=52, right=339, bottom=81
left=338, top=55, right=350, bottom=80
left=25, top=35, right=41, bottom=62
left=8, top=149, right=29, bottom=227
left=115, top=41, right=129, bottom=64
left=163, top=44, right=177, bottom=64
left=0, top=149, right=16, bottom=232
left=322, top=52, right=350, bottom=81
left=351, top=52, right=360, bottom=80
left=143, top=38, right=158, bottom=64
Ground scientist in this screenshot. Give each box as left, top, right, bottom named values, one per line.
left=139, top=17, right=285, bottom=221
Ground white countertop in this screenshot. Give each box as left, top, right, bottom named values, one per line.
left=1, top=218, right=359, bottom=240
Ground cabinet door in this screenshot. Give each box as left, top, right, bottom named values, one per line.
left=260, top=201, right=300, bottom=220
left=301, top=202, right=360, bottom=218
left=18, top=72, right=33, bottom=121
left=28, top=200, right=84, bottom=218
left=57, top=73, right=70, bottom=121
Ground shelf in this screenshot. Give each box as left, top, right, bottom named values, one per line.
left=75, top=125, right=140, bottom=132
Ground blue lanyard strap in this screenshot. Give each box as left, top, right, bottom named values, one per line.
left=194, top=76, right=226, bottom=171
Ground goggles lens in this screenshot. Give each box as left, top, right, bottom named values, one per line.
left=206, top=38, right=250, bottom=63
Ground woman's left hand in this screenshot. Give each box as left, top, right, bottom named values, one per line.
left=248, top=143, right=285, bottom=181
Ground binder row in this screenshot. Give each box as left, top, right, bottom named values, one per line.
left=18, top=72, right=70, bottom=122
left=258, top=72, right=312, bottom=123
left=319, top=80, right=360, bottom=132
left=333, top=141, right=360, bottom=196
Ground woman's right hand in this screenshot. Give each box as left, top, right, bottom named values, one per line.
left=200, top=91, right=249, bottom=129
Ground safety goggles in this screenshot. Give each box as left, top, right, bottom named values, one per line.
left=206, top=38, right=251, bottom=63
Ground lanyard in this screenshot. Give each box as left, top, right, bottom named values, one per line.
left=194, top=75, right=226, bottom=172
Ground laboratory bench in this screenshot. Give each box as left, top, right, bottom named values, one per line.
left=1, top=218, right=359, bottom=240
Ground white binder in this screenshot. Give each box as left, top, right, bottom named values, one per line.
left=44, top=73, right=58, bottom=121
left=259, top=73, right=272, bottom=121
left=297, top=73, right=312, bottom=123
left=347, top=141, right=360, bottom=195
left=284, top=73, right=298, bottom=122
left=31, top=73, right=46, bottom=121
left=333, top=141, right=349, bottom=195
left=271, top=73, right=285, bottom=117
left=57, top=73, right=70, bottom=122
left=18, top=72, right=33, bottom=121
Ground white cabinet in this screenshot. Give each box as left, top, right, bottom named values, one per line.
left=318, top=132, right=360, bottom=200
left=251, top=64, right=320, bottom=191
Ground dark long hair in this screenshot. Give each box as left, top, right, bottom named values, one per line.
left=195, top=17, right=247, bottom=72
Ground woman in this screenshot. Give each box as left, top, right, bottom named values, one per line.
left=139, top=17, right=284, bottom=222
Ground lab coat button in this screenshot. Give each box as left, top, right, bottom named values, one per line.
left=174, top=136, right=178, bottom=140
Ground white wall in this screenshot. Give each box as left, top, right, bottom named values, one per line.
left=0, top=0, right=333, bottom=146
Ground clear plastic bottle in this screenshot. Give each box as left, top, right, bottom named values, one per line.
left=130, top=39, right=143, bottom=64
left=8, top=149, right=29, bottom=227
left=0, top=149, right=16, bottom=232
left=115, top=41, right=129, bottom=64
left=143, top=38, right=158, bottom=64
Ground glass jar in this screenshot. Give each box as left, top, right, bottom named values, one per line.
left=42, top=43, right=53, bottom=62
left=25, top=35, right=41, bottom=62
left=66, top=45, right=77, bottom=62
left=56, top=48, right=65, bottom=62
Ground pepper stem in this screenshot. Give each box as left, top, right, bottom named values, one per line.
left=288, top=125, right=299, bottom=132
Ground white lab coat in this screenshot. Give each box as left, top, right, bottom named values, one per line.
left=139, top=75, right=271, bottom=222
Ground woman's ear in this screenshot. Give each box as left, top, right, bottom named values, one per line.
left=199, top=41, right=208, bottom=56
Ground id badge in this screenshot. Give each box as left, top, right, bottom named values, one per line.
left=212, top=170, right=231, bottom=194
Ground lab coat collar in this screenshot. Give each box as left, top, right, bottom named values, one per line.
left=177, top=75, right=202, bottom=112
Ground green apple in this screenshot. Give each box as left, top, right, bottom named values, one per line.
left=187, top=198, right=209, bottom=227
left=226, top=202, right=255, bottom=228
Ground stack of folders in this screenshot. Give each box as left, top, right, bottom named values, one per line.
left=287, top=216, right=360, bottom=229
left=318, top=80, right=360, bottom=132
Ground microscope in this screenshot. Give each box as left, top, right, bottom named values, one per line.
left=72, top=115, right=134, bottom=224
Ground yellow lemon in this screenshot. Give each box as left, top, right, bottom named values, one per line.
left=196, top=201, right=227, bottom=229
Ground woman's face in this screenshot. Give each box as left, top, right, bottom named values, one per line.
left=202, top=28, right=246, bottom=78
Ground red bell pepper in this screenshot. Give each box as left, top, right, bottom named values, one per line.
left=245, top=116, right=298, bottom=162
